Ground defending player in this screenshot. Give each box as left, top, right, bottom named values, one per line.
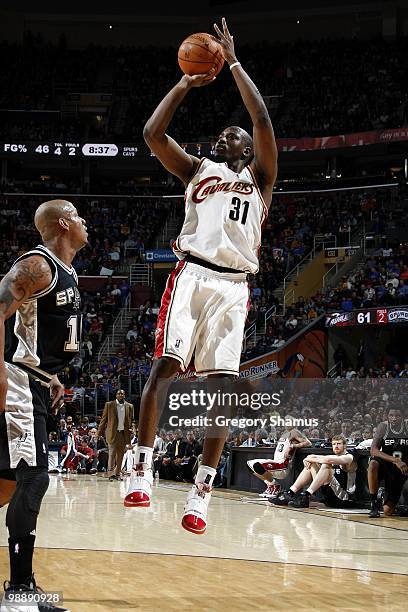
left=271, top=435, right=358, bottom=508
left=367, top=407, right=408, bottom=518
left=125, top=18, right=278, bottom=534
left=0, top=199, right=87, bottom=610
left=247, top=428, right=311, bottom=498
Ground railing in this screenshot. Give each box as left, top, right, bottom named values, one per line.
left=313, top=233, right=337, bottom=251
left=283, top=288, right=295, bottom=314
left=322, top=263, right=339, bottom=289
left=97, top=295, right=131, bottom=361
left=327, top=361, right=341, bottom=378
left=156, top=220, right=169, bottom=248
left=243, top=321, right=257, bottom=352
left=264, top=305, right=276, bottom=330
left=124, top=245, right=144, bottom=258
left=283, top=238, right=336, bottom=296
left=130, top=263, right=153, bottom=286
left=68, top=375, right=146, bottom=417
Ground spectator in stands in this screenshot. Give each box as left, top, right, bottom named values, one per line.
left=88, top=428, right=108, bottom=473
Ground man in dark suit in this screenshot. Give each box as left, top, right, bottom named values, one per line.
left=179, top=431, right=203, bottom=482
left=160, top=429, right=186, bottom=481
left=97, top=390, right=133, bottom=480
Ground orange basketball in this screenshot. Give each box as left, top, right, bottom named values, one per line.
left=178, top=32, right=224, bottom=77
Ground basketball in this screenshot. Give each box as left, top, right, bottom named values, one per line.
left=178, top=32, right=224, bottom=77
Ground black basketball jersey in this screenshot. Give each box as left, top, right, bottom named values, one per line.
left=380, top=420, right=408, bottom=463
left=5, top=245, right=82, bottom=381
left=329, top=448, right=358, bottom=500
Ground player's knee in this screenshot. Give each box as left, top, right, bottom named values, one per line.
left=247, top=460, right=265, bottom=476
left=147, top=357, right=180, bottom=387
left=20, top=466, right=49, bottom=513
left=320, top=464, right=332, bottom=478
left=383, top=504, right=395, bottom=517
left=6, top=466, right=49, bottom=537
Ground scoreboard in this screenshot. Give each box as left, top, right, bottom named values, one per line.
left=326, top=307, right=408, bottom=327
left=0, top=141, right=214, bottom=159
left=1, top=142, right=140, bottom=158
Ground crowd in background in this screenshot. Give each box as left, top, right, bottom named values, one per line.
left=48, top=373, right=407, bottom=488
left=322, top=243, right=408, bottom=311
left=0, top=195, right=168, bottom=275
left=1, top=33, right=407, bottom=142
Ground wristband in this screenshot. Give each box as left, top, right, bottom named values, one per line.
left=229, top=62, right=241, bottom=71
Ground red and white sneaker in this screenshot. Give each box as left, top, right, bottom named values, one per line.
left=181, top=482, right=212, bottom=534
left=259, top=483, right=281, bottom=498
left=123, top=464, right=153, bottom=507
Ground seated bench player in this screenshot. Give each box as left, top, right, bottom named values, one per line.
left=271, top=434, right=357, bottom=508
left=247, top=428, right=311, bottom=498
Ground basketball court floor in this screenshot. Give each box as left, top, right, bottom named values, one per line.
left=1, top=475, right=407, bottom=611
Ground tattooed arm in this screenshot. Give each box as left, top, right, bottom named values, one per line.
left=0, top=256, right=52, bottom=411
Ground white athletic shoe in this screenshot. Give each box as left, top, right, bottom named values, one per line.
left=181, top=482, right=212, bottom=534
left=123, top=464, right=153, bottom=507
left=259, top=483, right=281, bottom=498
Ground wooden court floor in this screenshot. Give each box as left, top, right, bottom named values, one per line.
left=1, top=475, right=407, bottom=611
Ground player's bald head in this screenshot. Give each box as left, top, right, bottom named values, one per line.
left=229, top=126, right=253, bottom=150
left=34, top=199, right=76, bottom=239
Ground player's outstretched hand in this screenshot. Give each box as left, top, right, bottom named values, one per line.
left=213, top=17, right=237, bottom=65
left=182, top=70, right=216, bottom=88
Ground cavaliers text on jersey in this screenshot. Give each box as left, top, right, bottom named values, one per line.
left=173, top=158, right=268, bottom=273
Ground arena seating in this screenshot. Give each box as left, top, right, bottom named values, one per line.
left=0, top=194, right=170, bottom=275
left=1, top=35, right=407, bottom=141
left=317, top=242, right=408, bottom=311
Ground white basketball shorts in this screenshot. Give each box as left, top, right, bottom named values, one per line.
left=154, top=260, right=249, bottom=375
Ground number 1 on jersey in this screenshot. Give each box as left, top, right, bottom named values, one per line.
left=229, top=197, right=249, bottom=225
left=65, top=315, right=80, bottom=351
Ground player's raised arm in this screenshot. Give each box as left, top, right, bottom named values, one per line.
left=143, top=71, right=216, bottom=185
left=214, top=18, right=278, bottom=202
left=0, top=256, right=52, bottom=411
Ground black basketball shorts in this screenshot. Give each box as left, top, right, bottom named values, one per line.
left=373, top=457, right=408, bottom=506
left=0, top=363, right=50, bottom=472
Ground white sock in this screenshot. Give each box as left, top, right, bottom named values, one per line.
left=135, top=446, right=153, bottom=468
left=195, top=465, right=217, bottom=487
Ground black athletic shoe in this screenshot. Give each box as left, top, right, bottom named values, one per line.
left=368, top=499, right=381, bottom=518
left=288, top=492, right=310, bottom=508
left=3, top=576, right=70, bottom=612
left=269, top=490, right=294, bottom=506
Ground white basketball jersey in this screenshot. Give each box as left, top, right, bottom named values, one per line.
left=273, top=434, right=291, bottom=463
left=173, top=158, right=268, bottom=273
